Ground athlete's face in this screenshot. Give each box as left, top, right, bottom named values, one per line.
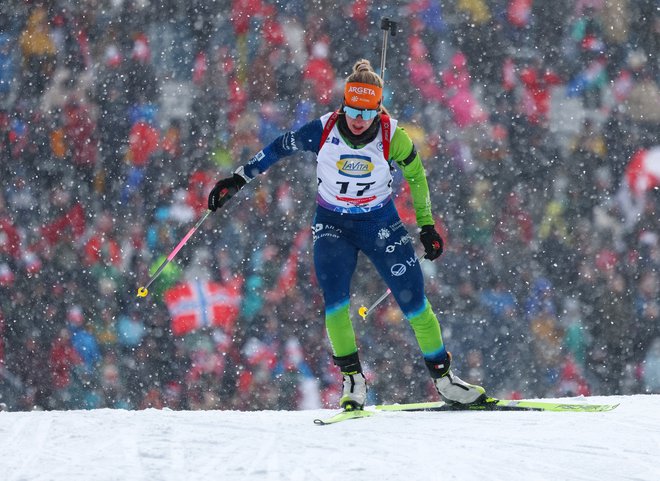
left=345, top=114, right=375, bottom=136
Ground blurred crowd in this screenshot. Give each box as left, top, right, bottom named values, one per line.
left=0, top=0, right=659, bottom=412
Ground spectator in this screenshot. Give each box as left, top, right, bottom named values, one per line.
left=62, top=99, right=98, bottom=186
left=625, top=62, right=660, bottom=145
left=642, top=337, right=660, bottom=394
left=302, top=38, right=335, bottom=106
left=18, top=7, right=56, bottom=98
left=94, top=43, right=130, bottom=188
left=0, top=31, right=15, bottom=102
left=49, top=328, right=82, bottom=409
left=125, top=33, right=159, bottom=105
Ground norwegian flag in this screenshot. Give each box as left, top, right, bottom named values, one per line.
left=164, top=279, right=243, bottom=336
left=242, top=337, right=278, bottom=369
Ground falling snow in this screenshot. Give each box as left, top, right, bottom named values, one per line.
left=0, top=1, right=659, bottom=416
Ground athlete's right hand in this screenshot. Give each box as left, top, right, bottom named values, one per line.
left=420, top=224, right=444, bottom=260
left=208, top=174, right=247, bottom=211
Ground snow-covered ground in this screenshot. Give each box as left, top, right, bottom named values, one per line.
left=1, top=395, right=658, bottom=481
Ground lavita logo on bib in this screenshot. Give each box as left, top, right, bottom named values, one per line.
left=336, top=154, right=374, bottom=178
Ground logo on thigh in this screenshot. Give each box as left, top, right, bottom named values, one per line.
left=385, top=234, right=412, bottom=254
left=391, top=263, right=406, bottom=276
left=312, top=223, right=341, bottom=243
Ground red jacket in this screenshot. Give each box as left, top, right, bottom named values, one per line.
left=303, top=57, right=335, bottom=105
left=83, top=235, right=122, bottom=267
left=63, top=102, right=98, bottom=167
left=128, top=121, right=160, bottom=167
left=49, top=336, right=82, bottom=389
left=40, top=202, right=86, bottom=247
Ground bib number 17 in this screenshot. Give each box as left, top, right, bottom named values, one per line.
left=336, top=181, right=375, bottom=196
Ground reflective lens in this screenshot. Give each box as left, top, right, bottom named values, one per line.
left=343, top=106, right=378, bottom=120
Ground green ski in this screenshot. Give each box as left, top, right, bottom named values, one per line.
left=375, top=397, right=619, bottom=413
left=314, top=398, right=619, bottom=424
left=314, top=408, right=375, bottom=425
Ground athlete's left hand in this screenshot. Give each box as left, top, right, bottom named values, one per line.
left=420, top=225, right=444, bottom=260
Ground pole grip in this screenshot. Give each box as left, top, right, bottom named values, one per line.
left=379, top=18, right=398, bottom=84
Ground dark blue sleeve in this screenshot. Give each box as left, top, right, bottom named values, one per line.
left=242, top=119, right=323, bottom=179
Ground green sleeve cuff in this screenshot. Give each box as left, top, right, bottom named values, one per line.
left=390, top=127, right=434, bottom=227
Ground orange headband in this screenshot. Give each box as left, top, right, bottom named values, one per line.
left=344, top=82, right=383, bottom=110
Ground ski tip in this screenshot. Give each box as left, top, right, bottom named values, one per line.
left=313, top=409, right=375, bottom=425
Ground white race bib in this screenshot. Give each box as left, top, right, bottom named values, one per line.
left=316, top=112, right=397, bottom=213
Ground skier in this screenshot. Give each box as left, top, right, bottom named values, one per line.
left=208, top=59, right=486, bottom=410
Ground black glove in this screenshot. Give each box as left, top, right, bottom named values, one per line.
left=208, top=173, right=246, bottom=211
left=420, top=225, right=444, bottom=260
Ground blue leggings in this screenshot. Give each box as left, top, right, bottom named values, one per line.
left=313, top=201, right=424, bottom=314
left=313, top=201, right=446, bottom=361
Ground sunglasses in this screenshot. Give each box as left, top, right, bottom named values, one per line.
left=343, top=105, right=378, bottom=120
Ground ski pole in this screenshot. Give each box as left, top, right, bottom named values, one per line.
left=379, top=17, right=398, bottom=83
left=358, top=257, right=427, bottom=319
left=136, top=209, right=212, bottom=298
left=357, top=17, right=402, bottom=319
